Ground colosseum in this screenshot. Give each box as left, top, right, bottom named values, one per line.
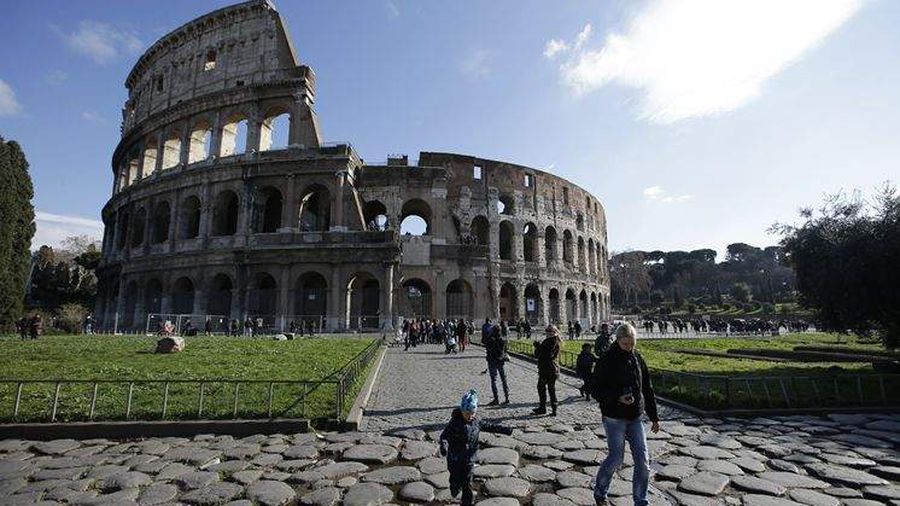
left=95, top=0, right=610, bottom=333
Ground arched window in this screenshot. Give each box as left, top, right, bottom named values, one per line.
left=122, top=281, right=138, bottom=328
left=209, top=274, right=233, bottom=318
left=142, top=137, right=158, bottom=177
left=499, top=282, right=517, bottom=322
left=498, top=220, right=514, bottom=260
left=162, top=131, right=181, bottom=170
left=576, top=213, right=584, bottom=232
left=446, top=279, right=473, bottom=320
left=577, top=236, right=586, bottom=270
left=563, top=230, right=574, bottom=264
left=131, top=207, right=146, bottom=248
left=150, top=201, right=171, bottom=244
left=525, top=283, right=541, bottom=323
left=213, top=190, right=239, bottom=236
left=497, top=194, right=514, bottom=216
left=348, top=273, right=380, bottom=329
left=250, top=273, right=277, bottom=315
left=188, top=120, right=212, bottom=164
left=545, top=226, right=558, bottom=266
left=580, top=290, right=589, bottom=320
left=257, top=186, right=283, bottom=233
left=179, top=196, right=201, bottom=239
left=401, top=278, right=432, bottom=317
left=144, top=279, right=163, bottom=315
left=588, top=239, right=596, bottom=275
left=260, top=110, right=290, bottom=151
left=363, top=201, right=389, bottom=231
left=172, top=277, right=195, bottom=314
left=548, top=288, right=560, bottom=324
left=298, top=184, right=331, bottom=232
left=400, top=199, right=431, bottom=236
left=116, top=211, right=130, bottom=251
left=523, top=222, right=537, bottom=262
left=565, top=288, right=577, bottom=323
left=471, top=216, right=489, bottom=246
left=295, top=272, right=327, bottom=317
left=127, top=157, right=140, bottom=185
left=219, top=114, right=248, bottom=157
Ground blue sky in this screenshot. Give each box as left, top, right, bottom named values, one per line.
left=1, top=0, right=898, bottom=260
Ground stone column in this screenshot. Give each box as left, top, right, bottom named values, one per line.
left=179, top=121, right=191, bottom=166
left=535, top=233, right=545, bottom=267
left=154, top=135, right=164, bottom=175
left=514, top=221, right=524, bottom=263
left=209, top=111, right=223, bottom=159
left=246, top=110, right=262, bottom=153
left=541, top=286, right=551, bottom=327
left=381, top=263, right=394, bottom=331
left=331, top=170, right=346, bottom=231
left=327, top=269, right=342, bottom=331
left=168, top=191, right=180, bottom=253
left=279, top=267, right=291, bottom=322
left=200, top=182, right=212, bottom=247
left=490, top=276, right=500, bottom=320
left=283, top=174, right=297, bottom=231
left=515, top=280, right=526, bottom=322
left=434, top=272, right=446, bottom=319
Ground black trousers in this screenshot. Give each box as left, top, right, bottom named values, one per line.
left=449, top=463, right=474, bottom=505
left=537, top=375, right=558, bottom=409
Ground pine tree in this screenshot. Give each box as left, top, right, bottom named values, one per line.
left=0, top=137, right=36, bottom=329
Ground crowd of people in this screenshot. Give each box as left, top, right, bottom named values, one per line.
left=14, top=314, right=43, bottom=339
left=638, top=317, right=812, bottom=336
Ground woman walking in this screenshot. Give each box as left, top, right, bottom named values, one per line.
left=532, top=325, right=561, bottom=416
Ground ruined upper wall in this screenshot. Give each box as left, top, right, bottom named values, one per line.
left=121, top=0, right=309, bottom=135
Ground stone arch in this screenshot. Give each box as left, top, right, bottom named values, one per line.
left=219, top=113, right=249, bottom=157
left=131, top=207, right=146, bottom=248
left=142, top=136, right=158, bottom=177
left=576, top=212, right=584, bottom=232
left=579, top=289, right=589, bottom=321
left=363, top=200, right=389, bottom=231
left=209, top=273, right=233, bottom=318
left=298, top=183, right=331, bottom=231
left=172, top=276, right=195, bottom=314
left=122, top=281, right=138, bottom=328
left=525, top=283, right=541, bottom=324
left=400, top=278, right=432, bottom=318
left=161, top=129, right=182, bottom=170
left=545, top=226, right=558, bottom=266
left=260, top=107, right=291, bottom=151
left=179, top=195, right=202, bottom=239
left=348, top=272, right=381, bottom=329
left=577, top=236, right=586, bottom=270
left=446, top=279, right=474, bottom=320
left=150, top=201, right=171, bottom=244
left=563, top=230, right=574, bottom=264
left=523, top=222, right=537, bottom=262
left=565, top=288, right=577, bottom=323
left=497, top=194, right=515, bottom=216
left=188, top=119, right=212, bottom=164
left=249, top=272, right=278, bottom=316
left=144, top=278, right=163, bottom=315
left=213, top=190, right=240, bottom=236
left=471, top=215, right=489, bottom=246
left=499, top=282, right=517, bottom=323
left=548, top=288, right=560, bottom=324
left=588, top=239, right=596, bottom=275
left=257, top=186, right=283, bottom=233
left=127, top=156, right=140, bottom=186
left=116, top=211, right=130, bottom=251
left=295, top=271, right=328, bottom=318
left=498, top=220, right=514, bottom=260
left=400, top=199, right=431, bottom=236
left=590, top=292, right=598, bottom=325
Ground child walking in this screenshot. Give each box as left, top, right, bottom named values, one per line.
left=439, top=389, right=513, bottom=505
left=576, top=342, right=596, bottom=400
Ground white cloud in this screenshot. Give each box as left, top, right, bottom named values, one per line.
left=81, top=111, right=103, bottom=122
left=552, top=0, right=865, bottom=123
left=34, top=211, right=103, bottom=249
left=0, top=79, right=23, bottom=116
left=643, top=186, right=692, bottom=203
left=56, top=21, right=143, bottom=65
left=386, top=0, right=400, bottom=18
left=45, top=70, right=68, bottom=86
left=574, top=23, right=592, bottom=50
left=460, top=49, right=494, bottom=79
left=544, top=39, right=569, bottom=60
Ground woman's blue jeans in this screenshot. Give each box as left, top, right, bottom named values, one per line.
left=594, top=416, right=651, bottom=506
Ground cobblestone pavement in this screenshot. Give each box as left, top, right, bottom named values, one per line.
left=2, top=344, right=900, bottom=505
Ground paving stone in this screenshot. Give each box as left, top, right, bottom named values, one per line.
left=545, top=460, right=576, bottom=471
left=742, top=494, right=805, bottom=506
left=556, top=487, right=597, bottom=505
left=756, top=472, right=830, bottom=489
left=138, top=483, right=178, bottom=505
left=251, top=453, right=283, bottom=467
left=484, top=477, right=532, bottom=497
left=563, top=449, right=603, bottom=466
left=475, top=464, right=517, bottom=478
left=516, top=432, right=567, bottom=446
left=180, top=482, right=244, bottom=505
left=477, top=447, right=520, bottom=466
left=556, top=470, right=593, bottom=488
left=299, top=487, right=342, bottom=506
left=163, top=447, right=221, bottom=467
left=532, top=492, right=578, bottom=506
left=342, top=482, right=393, bottom=506
left=804, top=463, right=888, bottom=487
left=669, top=490, right=728, bottom=506
left=343, top=444, right=398, bottom=465
left=157, top=462, right=194, bottom=481
left=362, top=466, right=420, bottom=485
left=730, top=476, right=787, bottom=497
left=100, top=471, right=153, bottom=490
left=316, top=461, right=369, bottom=480
left=679, top=472, right=730, bottom=496
left=519, top=464, right=557, bottom=482
left=207, top=460, right=250, bottom=474
left=870, top=466, right=900, bottom=481
left=399, top=441, right=436, bottom=461
left=174, top=471, right=220, bottom=490
left=661, top=456, right=700, bottom=468
left=787, top=489, right=840, bottom=506
left=698, top=460, right=744, bottom=476
left=245, top=480, right=296, bottom=506
left=840, top=500, right=884, bottom=506
left=822, top=487, right=861, bottom=498
left=682, top=447, right=738, bottom=460
left=231, top=469, right=263, bottom=485
left=424, top=471, right=449, bottom=488
left=398, top=481, right=434, bottom=503
left=475, top=498, right=521, bottom=506
left=416, top=457, right=445, bottom=475
left=223, top=446, right=260, bottom=460
left=32, top=466, right=88, bottom=481
left=33, top=440, right=81, bottom=455
left=523, top=445, right=565, bottom=459
left=730, top=458, right=767, bottom=473
left=658, top=464, right=697, bottom=481
left=863, top=485, right=900, bottom=501
left=767, top=460, right=800, bottom=473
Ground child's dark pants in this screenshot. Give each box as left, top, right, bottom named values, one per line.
left=449, top=462, right=475, bottom=505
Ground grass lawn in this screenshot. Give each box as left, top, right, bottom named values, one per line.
left=512, top=333, right=898, bottom=410
left=0, top=334, right=377, bottom=423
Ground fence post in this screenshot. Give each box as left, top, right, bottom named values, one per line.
left=198, top=382, right=205, bottom=417
left=89, top=383, right=99, bottom=420
left=14, top=382, right=23, bottom=417
left=51, top=382, right=61, bottom=422
left=856, top=376, right=864, bottom=404
left=778, top=378, right=791, bottom=408
left=162, top=382, right=170, bottom=419
left=126, top=383, right=134, bottom=419
left=233, top=383, right=240, bottom=418
left=880, top=377, right=887, bottom=405
left=267, top=383, right=275, bottom=418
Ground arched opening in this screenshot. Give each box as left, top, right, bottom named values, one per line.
left=545, top=226, right=557, bottom=266
left=188, top=120, right=212, bottom=164
left=348, top=273, right=380, bottom=329
left=446, top=279, right=473, bottom=320
left=401, top=278, right=431, bottom=318
left=123, top=281, right=138, bottom=328
left=523, top=222, right=537, bottom=262
left=590, top=293, right=598, bottom=325
left=179, top=196, right=201, bottom=239
left=260, top=111, right=291, bottom=151
left=565, top=288, right=577, bottom=323
left=576, top=213, right=584, bottom=232
left=142, top=138, right=158, bottom=177
left=295, top=272, right=327, bottom=320
left=588, top=239, right=596, bottom=275
left=298, top=184, right=331, bottom=232
left=257, top=186, right=283, bottom=233
left=580, top=290, right=589, bottom=321
left=144, top=279, right=163, bottom=315
left=525, top=283, right=541, bottom=324
left=172, top=277, right=195, bottom=314
left=131, top=207, right=146, bottom=248
left=497, top=194, right=514, bottom=216
left=499, top=282, right=517, bottom=322
left=213, top=190, right=239, bottom=236
left=116, top=211, right=130, bottom=251
left=498, top=220, right=514, bottom=260
left=577, top=236, right=586, bottom=270
left=162, top=131, right=182, bottom=170
left=209, top=273, right=233, bottom=318
left=563, top=230, right=574, bottom=264
left=219, top=114, right=249, bottom=157
left=363, top=200, right=389, bottom=231
left=400, top=199, right=431, bottom=236
left=548, top=288, right=560, bottom=324
left=250, top=273, right=277, bottom=316
left=150, top=201, right=171, bottom=244
left=128, top=158, right=140, bottom=185
left=471, top=215, right=489, bottom=246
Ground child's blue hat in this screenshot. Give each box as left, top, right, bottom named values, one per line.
left=460, top=389, right=478, bottom=412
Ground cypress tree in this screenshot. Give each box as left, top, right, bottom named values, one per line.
left=0, top=136, right=35, bottom=329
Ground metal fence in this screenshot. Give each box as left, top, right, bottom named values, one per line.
left=0, top=339, right=383, bottom=424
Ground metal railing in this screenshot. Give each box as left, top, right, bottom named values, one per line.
left=0, top=340, right=382, bottom=424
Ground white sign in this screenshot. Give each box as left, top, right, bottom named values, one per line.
left=526, top=298, right=536, bottom=311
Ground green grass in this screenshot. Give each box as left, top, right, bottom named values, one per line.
left=0, top=335, right=378, bottom=423
left=512, top=333, right=899, bottom=410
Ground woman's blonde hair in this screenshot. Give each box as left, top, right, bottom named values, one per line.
left=615, top=322, right=637, bottom=340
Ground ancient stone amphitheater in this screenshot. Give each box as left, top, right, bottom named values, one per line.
left=96, top=0, right=609, bottom=333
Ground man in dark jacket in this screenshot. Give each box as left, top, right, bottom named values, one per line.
left=532, top=325, right=562, bottom=415
left=591, top=322, right=659, bottom=506
left=440, top=390, right=513, bottom=505
left=484, top=325, right=510, bottom=405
